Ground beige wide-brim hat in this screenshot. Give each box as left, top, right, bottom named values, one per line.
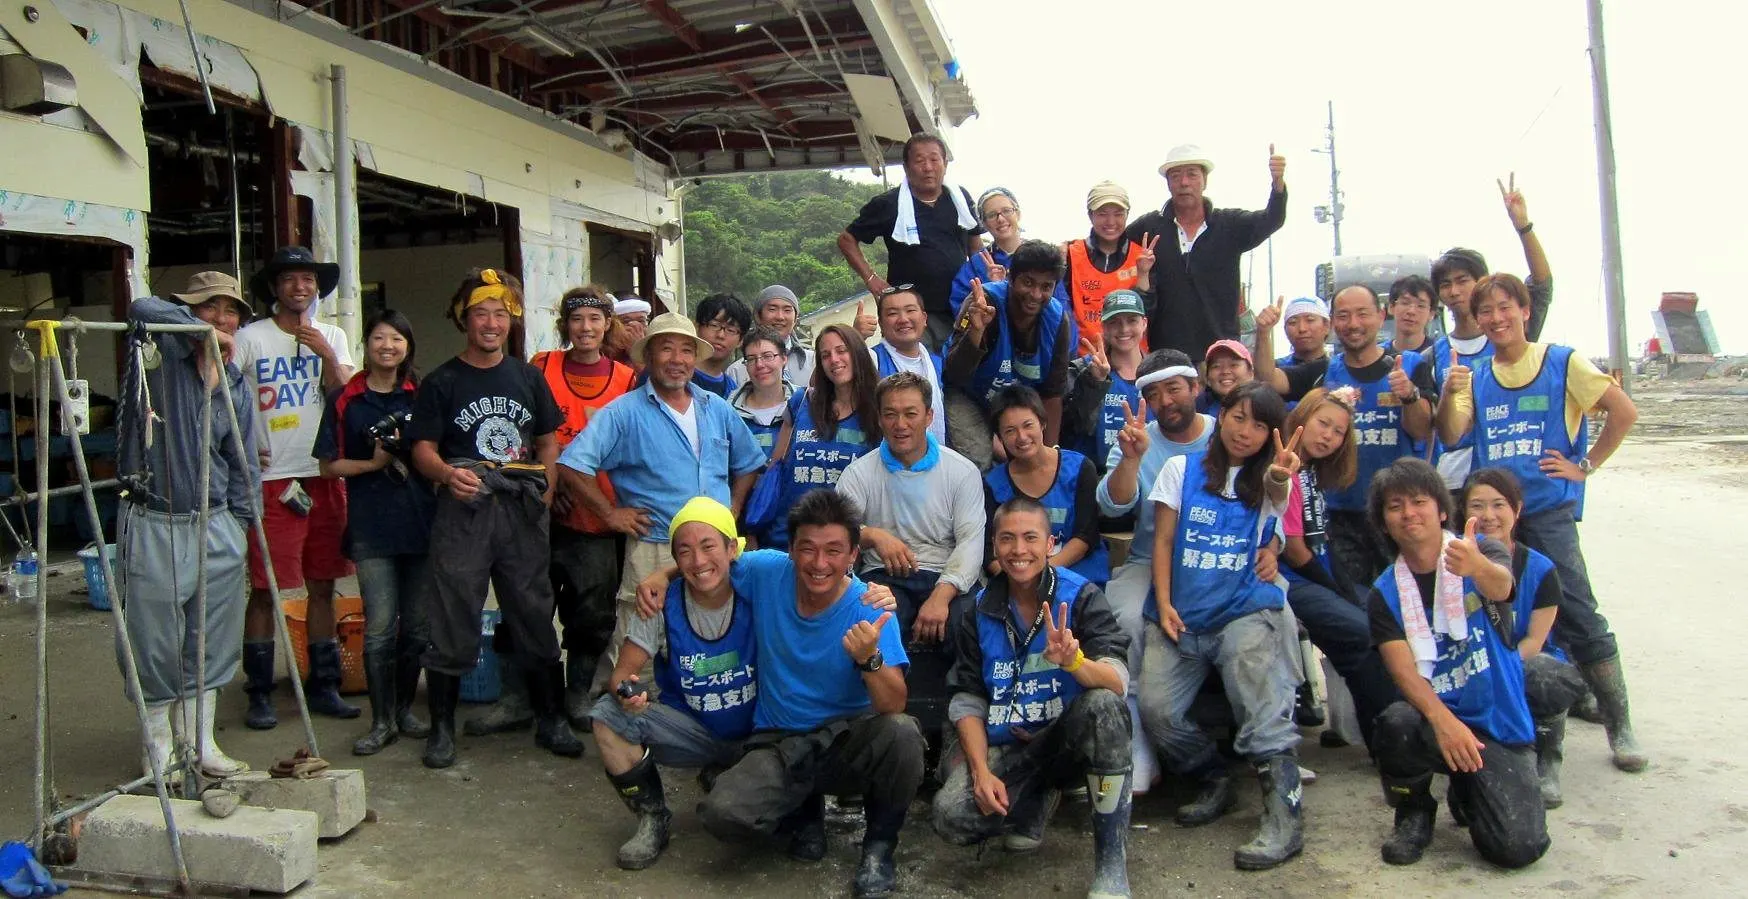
left=631, top=311, right=715, bottom=366
left=171, top=270, right=254, bottom=317
left=1158, top=143, right=1215, bottom=177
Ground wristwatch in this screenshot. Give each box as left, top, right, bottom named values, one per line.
left=1577, top=459, right=1594, bottom=475
left=857, top=651, right=884, bottom=673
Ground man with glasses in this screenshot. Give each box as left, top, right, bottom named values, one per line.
left=691, top=293, right=752, bottom=399
left=840, top=134, right=986, bottom=350
left=727, top=285, right=814, bottom=387
left=1385, top=276, right=1439, bottom=355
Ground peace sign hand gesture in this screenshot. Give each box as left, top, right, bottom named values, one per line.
left=1116, top=397, right=1150, bottom=460
left=1135, top=232, right=1161, bottom=278
left=1497, top=172, right=1530, bottom=232
left=980, top=249, right=1007, bottom=284
left=843, top=611, right=892, bottom=667
left=1080, top=337, right=1111, bottom=380
left=1268, top=426, right=1303, bottom=483
left=1442, top=518, right=1489, bottom=578
left=1255, top=294, right=1285, bottom=331
left=960, top=277, right=997, bottom=339
left=1042, top=602, right=1081, bottom=668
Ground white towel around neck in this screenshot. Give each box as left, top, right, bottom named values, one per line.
left=892, top=180, right=978, bottom=246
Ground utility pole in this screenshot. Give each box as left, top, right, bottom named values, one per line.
left=1313, top=100, right=1344, bottom=257
left=1586, top=0, right=1633, bottom=392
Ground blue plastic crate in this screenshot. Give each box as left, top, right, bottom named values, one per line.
left=459, top=609, right=503, bottom=703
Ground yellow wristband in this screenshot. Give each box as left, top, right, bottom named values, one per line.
left=1062, top=650, right=1086, bottom=673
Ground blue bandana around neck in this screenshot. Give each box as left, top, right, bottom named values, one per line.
left=880, top=433, right=940, bottom=473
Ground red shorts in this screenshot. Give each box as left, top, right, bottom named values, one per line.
left=248, top=476, right=354, bottom=591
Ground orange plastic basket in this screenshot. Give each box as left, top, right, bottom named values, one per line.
left=283, top=595, right=368, bottom=694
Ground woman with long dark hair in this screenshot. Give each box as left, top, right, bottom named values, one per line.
left=315, top=309, right=434, bottom=755
left=761, top=323, right=880, bottom=547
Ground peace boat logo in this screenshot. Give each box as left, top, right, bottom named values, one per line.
left=475, top=417, right=523, bottom=462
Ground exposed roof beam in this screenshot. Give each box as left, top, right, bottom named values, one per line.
left=371, top=0, right=549, bottom=72
left=584, top=81, right=846, bottom=113
left=537, top=13, right=867, bottom=84
left=718, top=65, right=796, bottom=132
left=638, top=0, right=702, bottom=51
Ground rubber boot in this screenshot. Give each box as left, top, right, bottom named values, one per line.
left=852, top=799, right=905, bottom=898
left=1380, top=773, right=1436, bottom=866
left=528, top=663, right=586, bottom=758
left=463, top=657, right=533, bottom=736
left=1086, top=769, right=1133, bottom=899
left=394, top=649, right=429, bottom=737
left=784, top=793, right=827, bottom=862
left=141, top=701, right=177, bottom=782
left=1001, top=786, right=1062, bottom=853
left=1536, top=713, right=1567, bottom=808
left=242, top=642, right=278, bottom=730
left=353, top=651, right=399, bottom=756
left=1234, top=756, right=1303, bottom=870
left=608, top=751, right=672, bottom=870
left=1581, top=655, right=1648, bottom=772
left=1446, top=775, right=1471, bottom=828
left=565, top=651, right=596, bottom=727
left=1174, top=760, right=1235, bottom=827
left=306, top=639, right=362, bottom=719
left=422, top=671, right=460, bottom=769
left=182, top=690, right=249, bottom=778
left=1569, top=685, right=1603, bottom=724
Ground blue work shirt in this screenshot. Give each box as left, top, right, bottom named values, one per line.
left=731, top=549, right=909, bottom=733
left=558, top=381, right=766, bottom=542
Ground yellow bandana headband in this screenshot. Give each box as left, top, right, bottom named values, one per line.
left=669, top=496, right=746, bottom=555
left=464, top=269, right=524, bottom=317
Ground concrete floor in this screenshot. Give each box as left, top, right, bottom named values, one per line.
left=3, top=437, right=1747, bottom=897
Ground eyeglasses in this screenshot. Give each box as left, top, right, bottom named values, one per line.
left=744, top=351, right=784, bottom=366
left=700, top=320, right=742, bottom=337
left=879, top=283, right=916, bottom=296
left=982, top=207, right=1019, bottom=222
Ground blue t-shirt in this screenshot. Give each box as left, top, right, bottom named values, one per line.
left=731, top=549, right=909, bottom=732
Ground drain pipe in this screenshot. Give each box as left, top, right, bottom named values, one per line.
left=331, top=64, right=362, bottom=352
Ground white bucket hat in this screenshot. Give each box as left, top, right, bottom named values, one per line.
left=1158, top=144, right=1215, bottom=177
left=631, top=311, right=714, bottom=366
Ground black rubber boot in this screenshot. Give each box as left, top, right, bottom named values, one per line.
left=565, top=652, right=597, bottom=727
left=1380, top=773, right=1436, bottom=865
left=394, top=647, right=429, bottom=737
left=242, top=642, right=278, bottom=730
left=1447, top=775, right=1471, bottom=828
left=852, top=799, right=906, bottom=898
left=1580, top=655, right=1648, bottom=772
left=608, top=751, right=672, bottom=870
left=1536, top=712, right=1567, bottom=808
left=306, top=639, right=361, bottom=719
left=1174, top=760, right=1236, bottom=827
left=422, top=671, right=460, bottom=769
left=528, top=663, right=585, bottom=758
left=1569, top=685, right=1603, bottom=724
left=1234, top=756, right=1303, bottom=870
left=352, top=651, right=398, bottom=756
left=1002, top=786, right=1062, bottom=853
left=1086, top=770, right=1133, bottom=899
left=463, top=656, right=533, bottom=736
left=784, top=793, right=827, bottom=862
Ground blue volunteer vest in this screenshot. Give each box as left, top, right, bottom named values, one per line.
left=1281, top=468, right=1334, bottom=586
left=984, top=450, right=1110, bottom=585
left=1148, top=452, right=1286, bottom=631
left=1512, top=545, right=1568, bottom=663
left=975, top=566, right=1093, bottom=746
left=950, top=281, right=1070, bottom=408
left=1322, top=351, right=1425, bottom=511
left=872, top=341, right=944, bottom=384
left=1075, top=371, right=1145, bottom=473
left=654, top=579, right=759, bottom=741
left=779, top=388, right=873, bottom=519
left=1376, top=566, right=1535, bottom=746
left=1472, top=344, right=1588, bottom=517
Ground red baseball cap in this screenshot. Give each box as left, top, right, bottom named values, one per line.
left=1205, top=339, right=1253, bottom=366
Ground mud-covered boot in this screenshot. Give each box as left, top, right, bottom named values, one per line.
left=394, top=647, right=429, bottom=737
left=1174, top=760, right=1235, bottom=827
left=353, top=651, right=399, bottom=756
left=306, top=639, right=361, bottom=719
left=1087, top=769, right=1133, bottom=898
left=1380, top=773, right=1436, bottom=865
left=422, top=671, right=460, bottom=769
left=1569, top=685, right=1602, bottom=723
left=784, top=793, right=827, bottom=862
left=1536, top=713, right=1567, bottom=808
left=528, top=663, right=585, bottom=758
left=242, top=642, right=278, bottom=730
left=463, top=657, right=533, bottom=736
left=1581, top=655, right=1648, bottom=772
left=565, top=651, right=597, bottom=727
left=852, top=798, right=905, bottom=898
left=1234, top=756, right=1303, bottom=870
left=1002, top=785, right=1062, bottom=853
left=608, top=751, right=671, bottom=869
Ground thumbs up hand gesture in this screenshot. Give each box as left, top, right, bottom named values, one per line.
left=1268, top=143, right=1286, bottom=190
left=853, top=298, right=877, bottom=339
left=1387, top=353, right=1418, bottom=401
left=1443, top=347, right=1471, bottom=397
left=1442, top=518, right=1489, bottom=578
left=843, top=611, right=892, bottom=666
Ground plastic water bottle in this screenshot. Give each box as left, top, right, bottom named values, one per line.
left=11, top=547, right=38, bottom=603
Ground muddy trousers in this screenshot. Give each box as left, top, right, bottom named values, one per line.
left=1516, top=503, right=1617, bottom=665
left=933, top=688, right=1131, bottom=844
left=115, top=505, right=249, bottom=703
left=1373, top=702, right=1549, bottom=869
left=422, top=477, right=560, bottom=676
left=1285, top=580, right=1399, bottom=750
left=701, top=714, right=926, bottom=843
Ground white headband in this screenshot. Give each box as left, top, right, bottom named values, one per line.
left=1136, top=365, right=1198, bottom=390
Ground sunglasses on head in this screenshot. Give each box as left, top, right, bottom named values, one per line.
left=879, top=283, right=916, bottom=297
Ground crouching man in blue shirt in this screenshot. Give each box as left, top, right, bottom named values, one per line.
left=934, top=498, right=1134, bottom=898
left=637, top=489, right=922, bottom=897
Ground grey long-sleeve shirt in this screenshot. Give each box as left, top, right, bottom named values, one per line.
left=834, top=443, right=985, bottom=595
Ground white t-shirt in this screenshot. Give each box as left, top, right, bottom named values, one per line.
left=661, top=398, right=701, bottom=457
left=878, top=340, right=947, bottom=443
left=233, top=318, right=354, bottom=480
left=1149, top=457, right=1285, bottom=522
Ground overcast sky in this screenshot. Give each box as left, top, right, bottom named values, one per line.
left=911, top=0, right=1742, bottom=357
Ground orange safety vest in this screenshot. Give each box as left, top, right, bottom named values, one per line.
left=534, top=350, right=636, bottom=535
left=1064, top=238, right=1144, bottom=350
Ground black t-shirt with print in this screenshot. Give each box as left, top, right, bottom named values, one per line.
left=408, top=355, right=561, bottom=463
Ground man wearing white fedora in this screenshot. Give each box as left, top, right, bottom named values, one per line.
left=1126, top=144, right=1287, bottom=363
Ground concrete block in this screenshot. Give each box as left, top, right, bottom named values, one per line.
left=78, top=795, right=317, bottom=893
left=221, top=769, right=367, bottom=839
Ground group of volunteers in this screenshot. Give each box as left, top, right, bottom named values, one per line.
left=111, top=131, right=1646, bottom=898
